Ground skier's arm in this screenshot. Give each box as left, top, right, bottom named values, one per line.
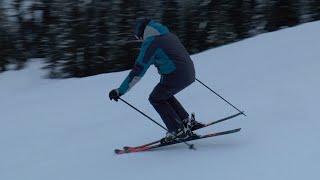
left=118, top=37, right=157, bottom=95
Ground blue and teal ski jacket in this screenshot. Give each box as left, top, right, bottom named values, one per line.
left=118, top=21, right=195, bottom=95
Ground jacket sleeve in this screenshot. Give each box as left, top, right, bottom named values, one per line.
left=118, top=37, right=157, bottom=95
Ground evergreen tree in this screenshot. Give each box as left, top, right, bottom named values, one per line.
left=161, top=0, right=181, bottom=36
left=12, top=0, right=28, bottom=70
left=247, top=0, right=270, bottom=36
left=205, top=0, right=237, bottom=48
left=193, top=0, right=211, bottom=51
left=101, top=0, right=132, bottom=73
left=229, top=0, right=252, bottom=40
left=43, top=0, right=76, bottom=78
left=0, top=2, right=12, bottom=72
left=57, top=0, right=82, bottom=78
left=182, top=2, right=202, bottom=53
left=310, top=0, right=320, bottom=20
left=117, top=0, right=143, bottom=71
left=82, top=0, right=101, bottom=76
left=41, top=0, right=65, bottom=78
left=266, top=0, right=300, bottom=32
left=1, top=0, right=318, bottom=77
left=91, top=1, right=113, bottom=74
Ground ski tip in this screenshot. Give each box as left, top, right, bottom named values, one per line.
left=114, top=149, right=123, bottom=154
left=235, top=128, right=242, bottom=132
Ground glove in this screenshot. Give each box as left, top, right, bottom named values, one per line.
left=109, top=89, right=122, bottom=101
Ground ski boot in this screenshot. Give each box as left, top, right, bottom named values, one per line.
left=183, top=113, right=206, bottom=131
left=161, top=126, right=190, bottom=144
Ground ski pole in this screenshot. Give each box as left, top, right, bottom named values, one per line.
left=196, top=78, right=246, bottom=116
left=119, top=97, right=196, bottom=150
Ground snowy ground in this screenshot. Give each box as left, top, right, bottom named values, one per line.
left=1, top=21, right=320, bottom=180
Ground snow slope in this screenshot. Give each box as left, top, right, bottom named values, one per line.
left=1, top=21, right=320, bottom=180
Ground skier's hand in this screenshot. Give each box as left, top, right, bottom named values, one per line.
left=109, top=89, right=122, bottom=101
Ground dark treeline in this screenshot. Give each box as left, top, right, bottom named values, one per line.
left=0, top=0, right=320, bottom=78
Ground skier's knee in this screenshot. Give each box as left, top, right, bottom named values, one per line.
left=149, top=95, right=156, bottom=104
left=149, top=94, right=162, bottom=105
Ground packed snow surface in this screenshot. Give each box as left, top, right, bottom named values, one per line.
left=1, top=21, right=320, bottom=180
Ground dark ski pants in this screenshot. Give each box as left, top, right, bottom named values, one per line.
left=149, top=83, right=190, bottom=132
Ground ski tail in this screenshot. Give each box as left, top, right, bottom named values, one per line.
left=201, top=128, right=241, bottom=138
left=203, top=111, right=244, bottom=127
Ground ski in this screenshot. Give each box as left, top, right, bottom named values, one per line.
left=119, top=112, right=243, bottom=151
left=114, top=128, right=241, bottom=154
left=193, top=111, right=244, bottom=130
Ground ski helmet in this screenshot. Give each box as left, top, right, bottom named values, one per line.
left=134, top=18, right=151, bottom=40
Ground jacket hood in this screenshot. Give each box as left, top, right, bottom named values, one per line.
left=143, top=21, right=169, bottom=40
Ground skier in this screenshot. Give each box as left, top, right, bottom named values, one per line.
left=109, top=18, right=204, bottom=143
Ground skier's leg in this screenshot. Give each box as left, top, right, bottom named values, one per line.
left=149, top=83, right=184, bottom=132
left=167, top=96, right=189, bottom=121
left=167, top=88, right=205, bottom=131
